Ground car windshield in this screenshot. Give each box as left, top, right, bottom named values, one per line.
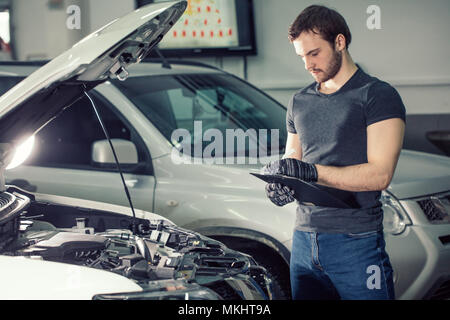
left=112, top=73, right=287, bottom=157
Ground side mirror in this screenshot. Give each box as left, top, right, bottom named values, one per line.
left=91, top=139, right=138, bottom=168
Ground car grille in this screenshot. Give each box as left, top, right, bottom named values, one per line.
left=418, top=199, right=446, bottom=221
left=417, top=193, right=450, bottom=223
left=429, top=279, right=450, bottom=300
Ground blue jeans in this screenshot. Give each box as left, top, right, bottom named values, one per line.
left=290, top=229, right=395, bottom=300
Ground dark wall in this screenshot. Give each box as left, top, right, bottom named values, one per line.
left=404, top=114, right=450, bottom=157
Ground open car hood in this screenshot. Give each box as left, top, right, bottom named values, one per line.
left=0, top=1, right=186, bottom=147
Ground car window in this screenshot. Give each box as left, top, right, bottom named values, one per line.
left=24, top=92, right=151, bottom=174
left=112, top=73, right=287, bottom=157
left=168, top=87, right=241, bottom=133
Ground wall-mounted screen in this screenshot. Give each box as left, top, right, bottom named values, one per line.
left=138, top=0, right=256, bottom=57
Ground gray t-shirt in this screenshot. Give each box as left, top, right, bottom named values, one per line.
left=286, top=67, right=406, bottom=234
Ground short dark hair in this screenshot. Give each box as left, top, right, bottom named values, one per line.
left=288, top=5, right=352, bottom=49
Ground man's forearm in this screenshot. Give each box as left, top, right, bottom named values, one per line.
left=315, top=162, right=392, bottom=192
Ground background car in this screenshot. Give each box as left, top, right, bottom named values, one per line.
left=1, top=58, right=449, bottom=299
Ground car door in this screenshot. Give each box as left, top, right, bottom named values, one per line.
left=5, top=92, right=156, bottom=212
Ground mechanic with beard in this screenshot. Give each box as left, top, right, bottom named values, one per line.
left=263, top=5, right=406, bottom=300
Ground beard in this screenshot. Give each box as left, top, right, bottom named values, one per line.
left=312, top=49, right=342, bottom=83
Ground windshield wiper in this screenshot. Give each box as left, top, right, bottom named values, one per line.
left=83, top=89, right=138, bottom=235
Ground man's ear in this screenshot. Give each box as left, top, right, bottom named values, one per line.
left=335, top=34, right=346, bottom=51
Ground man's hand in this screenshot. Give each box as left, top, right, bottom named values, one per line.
left=265, top=183, right=295, bottom=206
left=262, top=158, right=318, bottom=182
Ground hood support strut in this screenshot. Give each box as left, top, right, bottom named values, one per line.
left=83, top=90, right=138, bottom=235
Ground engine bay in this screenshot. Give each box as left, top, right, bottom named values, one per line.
left=0, top=187, right=272, bottom=300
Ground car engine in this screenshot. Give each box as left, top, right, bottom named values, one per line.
left=0, top=187, right=273, bottom=300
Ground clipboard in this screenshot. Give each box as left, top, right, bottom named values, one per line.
left=250, top=172, right=353, bottom=209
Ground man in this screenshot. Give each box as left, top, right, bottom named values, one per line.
left=263, top=5, right=405, bottom=300
left=0, top=37, right=12, bottom=61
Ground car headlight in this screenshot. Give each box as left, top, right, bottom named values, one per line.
left=93, top=280, right=222, bottom=300
left=381, top=191, right=412, bottom=235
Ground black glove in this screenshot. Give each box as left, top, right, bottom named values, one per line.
left=262, top=158, right=318, bottom=182
left=265, top=183, right=295, bottom=207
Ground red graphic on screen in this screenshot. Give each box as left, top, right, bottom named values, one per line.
left=161, top=0, right=238, bottom=48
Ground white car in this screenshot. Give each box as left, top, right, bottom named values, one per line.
left=0, top=1, right=275, bottom=300
left=2, top=4, right=450, bottom=301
